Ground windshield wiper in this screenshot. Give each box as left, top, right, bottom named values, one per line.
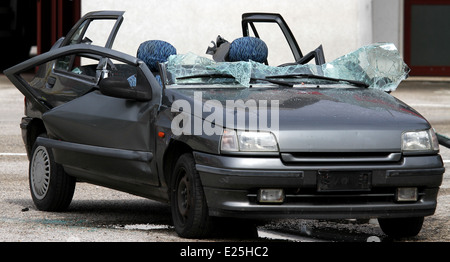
left=176, top=73, right=235, bottom=80
left=266, top=73, right=369, bottom=88
left=250, top=77, right=293, bottom=87
left=176, top=74, right=293, bottom=87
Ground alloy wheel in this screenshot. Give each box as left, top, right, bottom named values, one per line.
left=30, top=146, right=51, bottom=200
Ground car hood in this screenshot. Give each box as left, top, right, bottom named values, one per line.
left=165, top=87, right=430, bottom=152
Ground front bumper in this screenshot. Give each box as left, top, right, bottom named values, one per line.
left=194, top=151, right=444, bottom=219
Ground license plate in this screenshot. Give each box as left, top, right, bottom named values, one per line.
left=317, top=171, right=371, bottom=192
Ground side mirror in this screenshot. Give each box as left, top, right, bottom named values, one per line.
left=99, top=76, right=152, bottom=101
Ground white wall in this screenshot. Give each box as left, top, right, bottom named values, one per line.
left=82, top=0, right=375, bottom=63
left=372, top=0, right=402, bottom=54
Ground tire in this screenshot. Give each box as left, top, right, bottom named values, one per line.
left=170, top=153, right=213, bottom=238
left=29, top=135, right=76, bottom=211
left=378, top=217, right=424, bottom=238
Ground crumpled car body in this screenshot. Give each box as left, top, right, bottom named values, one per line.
left=4, top=11, right=445, bottom=239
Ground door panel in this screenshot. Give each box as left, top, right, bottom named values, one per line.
left=43, top=91, right=159, bottom=186
left=43, top=91, right=153, bottom=151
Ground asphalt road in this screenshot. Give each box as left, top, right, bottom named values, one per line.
left=0, top=74, right=449, bottom=243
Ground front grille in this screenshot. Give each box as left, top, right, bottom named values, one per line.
left=284, top=188, right=396, bottom=205
left=281, top=152, right=402, bottom=164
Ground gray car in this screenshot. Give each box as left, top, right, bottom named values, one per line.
left=4, top=11, right=445, bottom=239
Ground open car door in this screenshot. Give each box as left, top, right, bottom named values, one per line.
left=5, top=44, right=162, bottom=190
left=241, top=13, right=326, bottom=65
left=4, top=10, right=163, bottom=192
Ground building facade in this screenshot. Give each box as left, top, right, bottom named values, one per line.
left=80, top=0, right=450, bottom=76
left=1, top=0, right=449, bottom=76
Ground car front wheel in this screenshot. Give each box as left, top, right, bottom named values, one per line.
left=378, top=217, right=424, bottom=238
left=170, top=153, right=213, bottom=238
left=29, top=135, right=76, bottom=211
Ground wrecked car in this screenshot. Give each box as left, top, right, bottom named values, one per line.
left=4, top=11, right=445, bottom=238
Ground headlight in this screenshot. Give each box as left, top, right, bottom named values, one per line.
left=220, top=129, right=239, bottom=152
left=220, top=129, right=279, bottom=152
left=402, top=128, right=440, bottom=152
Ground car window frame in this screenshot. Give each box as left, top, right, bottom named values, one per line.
left=53, top=53, right=101, bottom=82
left=61, top=11, right=125, bottom=49
left=4, top=44, right=157, bottom=113
left=241, top=13, right=303, bottom=63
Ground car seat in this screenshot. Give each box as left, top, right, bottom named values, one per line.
left=207, top=36, right=268, bottom=64
left=137, top=40, right=177, bottom=86
left=137, top=40, right=177, bottom=72
left=228, top=36, right=268, bottom=64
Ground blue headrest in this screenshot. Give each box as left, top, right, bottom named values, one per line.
left=228, top=37, right=268, bottom=63
left=137, top=40, right=177, bottom=72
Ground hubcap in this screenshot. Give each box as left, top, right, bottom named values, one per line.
left=30, top=146, right=51, bottom=200
left=177, top=171, right=190, bottom=220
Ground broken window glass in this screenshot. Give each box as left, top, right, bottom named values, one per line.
left=165, top=43, right=409, bottom=92
left=322, top=43, right=410, bottom=91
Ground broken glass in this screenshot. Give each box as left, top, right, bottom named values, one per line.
left=165, top=43, right=409, bottom=92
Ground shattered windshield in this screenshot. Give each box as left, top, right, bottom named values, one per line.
left=165, top=43, right=410, bottom=92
